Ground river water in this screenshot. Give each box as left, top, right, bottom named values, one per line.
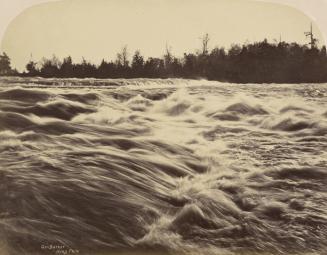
left=0, top=78, right=326, bottom=255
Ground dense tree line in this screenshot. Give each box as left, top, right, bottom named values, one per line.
left=2, top=39, right=327, bottom=83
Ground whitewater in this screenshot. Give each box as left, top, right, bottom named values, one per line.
left=0, top=77, right=326, bottom=255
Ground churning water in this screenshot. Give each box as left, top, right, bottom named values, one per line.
left=0, top=77, right=326, bottom=255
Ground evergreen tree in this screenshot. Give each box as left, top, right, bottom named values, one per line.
left=0, top=52, right=12, bottom=75
left=26, top=61, right=38, bottom=76
left=60, top=56, right=74, bottom=77
left=131, top=50, right=144, bottom=77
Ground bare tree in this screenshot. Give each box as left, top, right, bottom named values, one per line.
left=305, top=23, right=318, bottom=49
left=116, top=45, right=129, bottom=67
left=164, top=43, right=173, bottom=68
left=200, top=33, right=210, bottom=55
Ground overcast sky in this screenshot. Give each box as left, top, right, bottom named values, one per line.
left=0, top=0, right=326, bottom=71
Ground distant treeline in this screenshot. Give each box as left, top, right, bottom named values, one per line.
left=2, top=39, right=327, bottom=83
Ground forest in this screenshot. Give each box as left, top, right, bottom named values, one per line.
left=1, top=36, right=327, bottom=83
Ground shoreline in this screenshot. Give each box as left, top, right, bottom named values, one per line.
left=1, top=76, right=327, bottom=86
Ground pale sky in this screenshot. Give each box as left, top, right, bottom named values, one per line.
left=0, top=0, right=326, bottom=71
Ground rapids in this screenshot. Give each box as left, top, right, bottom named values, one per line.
left=0, top=78, right=326, bottom=255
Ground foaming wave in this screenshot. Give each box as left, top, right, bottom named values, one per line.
left=127, top=94, right=153, bottom=112
left=1, top=99, right=96, bottom=121
left=224, top=102, right=268, bottom=116
left=0, top=87, right=52, bottom=103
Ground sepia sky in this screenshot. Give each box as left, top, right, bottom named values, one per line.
left=1, top=0, right=325, bottom=71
